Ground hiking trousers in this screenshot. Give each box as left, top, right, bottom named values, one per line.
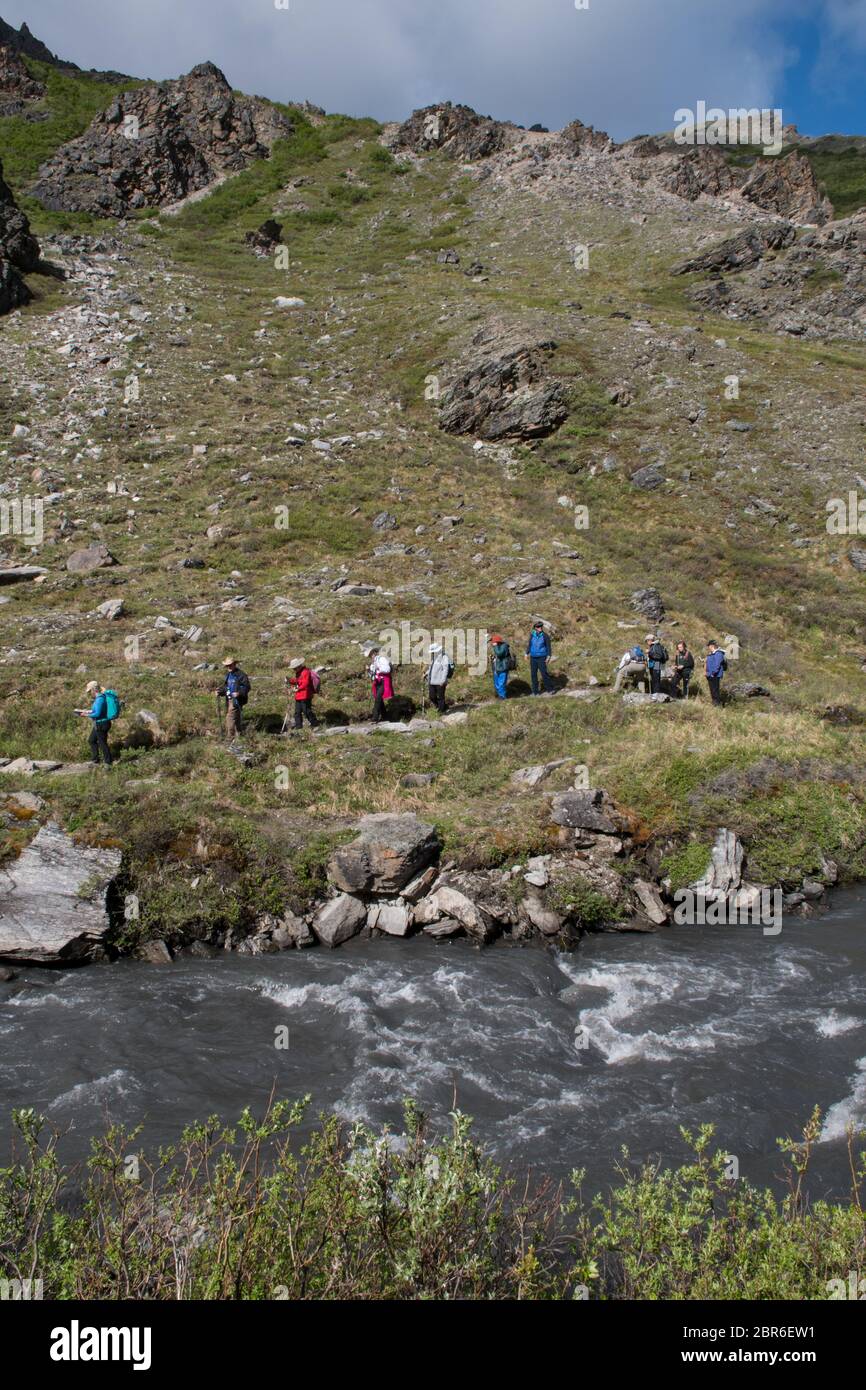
left=89, top=719, right=113, bottom=766
left=614, top=661, right=645, bottom=693
left=672, top=671, right=691, bottom=700
left=649, top=665, right=663, bottom=695
left=707, top=676, right=722, bottom=705
left=226, top=701, right=242, bottom=738
left=429, top=683, right=447, bottom=712
left=293, top=698, right=319, bottom=729
left=493, top=670, right=508, bottom=699
left=529, top=656, right=554, bottom=694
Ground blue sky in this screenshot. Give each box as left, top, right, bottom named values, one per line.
left=2, top=0, right=865, bottom=138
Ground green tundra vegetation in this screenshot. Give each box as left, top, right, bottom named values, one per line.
left=0, top=1102, right=863, bottom=1300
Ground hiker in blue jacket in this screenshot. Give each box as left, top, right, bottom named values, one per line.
left=74, top=680, right=114, bottom=766
left=705, top=641, right=727, bottom=705
left=526, top=620, right=554, bottom=695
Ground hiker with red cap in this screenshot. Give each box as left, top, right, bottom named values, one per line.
left=286, top=657, right=320, bottom=730
left=490, top=633, right=514, bottom=700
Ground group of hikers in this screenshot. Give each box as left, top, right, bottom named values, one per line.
left=75, top=624, right=730, bottom=763
left=613, top=636, right=728, bottom=704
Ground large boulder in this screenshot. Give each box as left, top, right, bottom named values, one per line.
left=30, top=62, right=294, bottom=216
left=327, top=814, right=441, bottom=896
left=0, top=822, right=121, bottom=964
left=439, top=318, right=568, bottom=442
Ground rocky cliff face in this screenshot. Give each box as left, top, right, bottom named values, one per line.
left=0, top=157, right=41, bottom=313
left=739, top=150, right=833, bottom=225
left=29, top=61, right=295, bottom=215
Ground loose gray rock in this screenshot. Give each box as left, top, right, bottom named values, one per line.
left=549, top=789, right=618, bottom=835
left=312, top=893, right=367, bottom=948
left=66, top=543, right=117, bottom=574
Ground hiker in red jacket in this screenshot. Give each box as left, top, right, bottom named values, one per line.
left=287, top=657, right=320, bottom=730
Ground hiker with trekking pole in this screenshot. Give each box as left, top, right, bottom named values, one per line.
left=284, top=657, right=320, bottom=732
left=215, top=656, right=251, bottom=739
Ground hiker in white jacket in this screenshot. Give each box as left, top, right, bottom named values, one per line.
left=424, top=643, right=454, bottom=713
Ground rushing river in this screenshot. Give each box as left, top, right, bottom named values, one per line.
left=2, top=891, right=866, bottom=1197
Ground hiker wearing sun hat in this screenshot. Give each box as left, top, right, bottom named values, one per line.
left=424, top=643, right=454, bottom=713
left=490, top=633, right=514, bottom=700
left=215, top=656, right=251, bottom=739
left=286, top=656, right=320, bottom=731
left=74, top=679, right=119, bottom=766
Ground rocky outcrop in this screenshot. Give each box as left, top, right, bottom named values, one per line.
left=327, top=813, right=441, bottom=895
left=675, top=209, right=866, bottom=340
left=0, top=157, right=40, bottom=314
left=555, top=119, right=612, bottom=156
left=393, top=103, right=513, bottom=162
left=439, top=318, right=568, bottom=441
left=674, top=223, right=797, bottom=277
left=0, top=42, right=45, bottom=115
left=30, top=62, right=294, bottom=216
left=653, top=146, right=736, bottom=202
left=0, top=822, right=121, bottom=964
left=740, top=151, right=832, bottom=226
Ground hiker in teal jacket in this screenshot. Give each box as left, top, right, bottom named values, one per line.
left=75, top=680, right=114, bottom=766
left=490, top=633, right=512, bottom=699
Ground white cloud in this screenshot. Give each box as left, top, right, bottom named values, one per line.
left=1, top=0, right=797, bottom=137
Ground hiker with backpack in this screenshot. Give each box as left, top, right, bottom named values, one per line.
left=672, top=641, right=695, bottom=700
left=424, top=644, right=454, bottom=713
left=286, top=657, right=320, bottom=730
left=74, top=680, right=120, bottom=767
left=525, top=620, right=554, bottom=695
left=215, top=656, right=251, bottom=739
left=705, top=641, right=727, bottom=705
left=368, top=648, right=394, bottom=723
left=646, top=633, right=669, bottom=696
left=490, top=633, right=515, bottom=700
left=613, top=643, right=646, bottom=693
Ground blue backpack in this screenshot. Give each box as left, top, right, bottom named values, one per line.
left=630, top=646, right=644, bottom=661
left=103, top=689, right=122, bottom=720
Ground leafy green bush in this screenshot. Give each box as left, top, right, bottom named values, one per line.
left=2, top=1105, right=863, bottom=1300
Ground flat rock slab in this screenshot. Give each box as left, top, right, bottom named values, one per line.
left=0, top=822, right=121, bottom=964
left=0, top=566, right=48, bottom=585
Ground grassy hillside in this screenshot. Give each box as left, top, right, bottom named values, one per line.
left=2, top=104, right=866, bottom=941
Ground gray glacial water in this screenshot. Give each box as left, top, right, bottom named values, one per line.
left=2, top=890, right=866, bottom=1196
